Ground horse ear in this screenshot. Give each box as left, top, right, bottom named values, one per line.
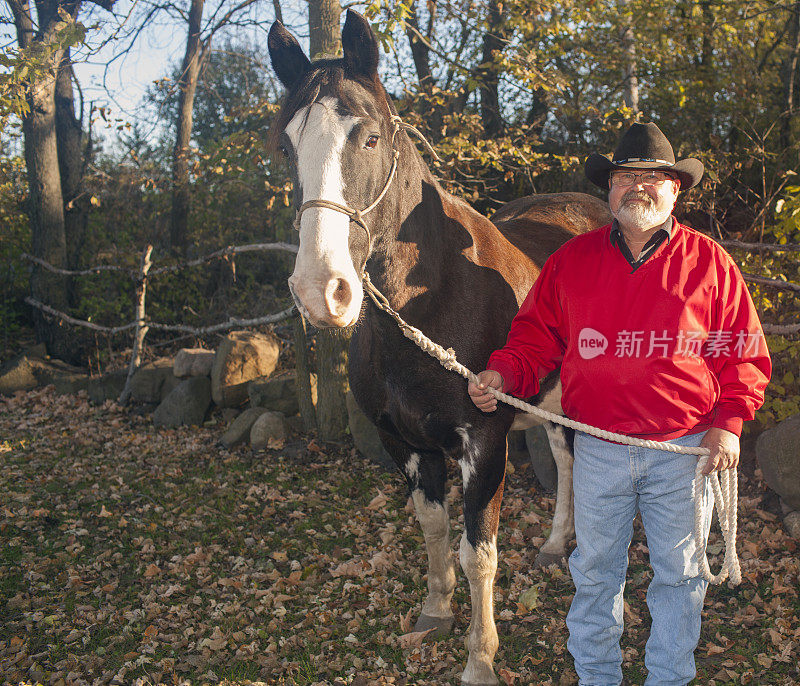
left=268, top=20, right=311, bottom=91
left=342, top=9, right=379, bottom=77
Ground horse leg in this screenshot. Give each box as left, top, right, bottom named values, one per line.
left=535, top=423, right=575, bottom=568
left=380, top=432, right=456, bottom=637
left=458, top=429, right=506, bottom=686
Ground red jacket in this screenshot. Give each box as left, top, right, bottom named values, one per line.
left=487, top=221, right=771, bottom=440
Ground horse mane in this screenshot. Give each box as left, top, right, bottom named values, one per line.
left=268, top=61, right=393, bottom=152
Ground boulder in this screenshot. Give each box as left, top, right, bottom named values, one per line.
left=174, top=348, right=215, bottom=378
left=0, top=355, right=38, bottom=395
left=756, top=414, right=800, bottom=511
left=783, top=511, right=800, bottom=540
left=250, top=411, right=287, bottom=450
left=249, top=370, right=305, bottom=416
left=30, top=358, right=89, bottom=395
left=525, top=425, right=557, bottom=492
left=220, top=407, right=270, bottom=449
left=130, top=358, right=176, bottom=404
left=346, top=391, right=393, bottom=470
left=153, top=377, right=212, bottom=428
left=211, top=331, right=281, bottom=407
left=507, top=430, right=528, bottom=461
left=88, top=371, right=128, bottom=405
left=25, top=343, right=47, bottom=359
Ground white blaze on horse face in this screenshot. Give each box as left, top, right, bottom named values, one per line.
left=286, top=97, right=364, bottom=327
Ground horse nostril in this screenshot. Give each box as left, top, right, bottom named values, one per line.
left=325, top=277, right=352, bottom=314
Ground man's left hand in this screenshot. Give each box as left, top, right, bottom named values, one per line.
left=699, top=427, right=740, bottom=475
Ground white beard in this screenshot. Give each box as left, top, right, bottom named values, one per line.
left=614, top=195, right=672, bottom=230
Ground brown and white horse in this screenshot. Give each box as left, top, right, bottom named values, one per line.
left=268, top=11, right=611, bottom=684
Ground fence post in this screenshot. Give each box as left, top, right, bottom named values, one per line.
left=119, top=245, right=154, bottom=404
left=293, top=313, right=318, bottom=431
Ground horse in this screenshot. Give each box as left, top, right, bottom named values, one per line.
left=268, top=11, right=611, bottom=684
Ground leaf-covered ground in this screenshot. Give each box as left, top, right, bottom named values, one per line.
left=1, top=388, right=798, bottom=686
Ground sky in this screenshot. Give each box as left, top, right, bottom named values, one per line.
left=67, top=0, right=312, bottom=143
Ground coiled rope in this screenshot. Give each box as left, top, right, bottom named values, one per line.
left=363, top=274, right=741, bottom=585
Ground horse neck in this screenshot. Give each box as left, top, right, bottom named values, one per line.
left=366, top=134, right=451, bottom=307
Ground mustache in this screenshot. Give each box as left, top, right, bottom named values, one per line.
left=622, top=191, right=654, bottom=204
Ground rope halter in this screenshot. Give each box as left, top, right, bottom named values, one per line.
left=292, top=115, right=440, bottom=275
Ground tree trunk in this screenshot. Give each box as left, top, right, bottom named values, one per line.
left=619, top=2, right=639, bottom=116
left=406, top=0, right=433, bottom=89
left=293, top=314, right=318, bottom=432
left=699, top=0, right=715, bottom=141
left=23, top=72, right=73, bottom=359
left=315, top=327, right=351, bottom=440
left=479, top=0, right=506, bottom=137
left=11, top=0, right=72, bottom=359
left=526, top=88, right=549, bottom=138
left=780, top=2, right=800, bottom=148
left=307, top=0, right=350, bottom=440
left=308, top=0, right=342, bottom=59
left=55, top=48, right=88, bottom=273
left=170, top=0, right=205, bottom=254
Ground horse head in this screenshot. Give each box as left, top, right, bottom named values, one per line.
left=269, top=10, right=398, bottom=328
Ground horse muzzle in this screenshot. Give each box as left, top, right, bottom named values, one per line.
left=288, top=271, right=363, bottom=328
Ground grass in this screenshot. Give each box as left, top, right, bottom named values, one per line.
left=1, top=387, right=798, bottom=685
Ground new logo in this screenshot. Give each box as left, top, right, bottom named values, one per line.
left=578, top=328, right=607, bottom=359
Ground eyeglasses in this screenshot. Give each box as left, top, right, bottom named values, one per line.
left=610, top=170, right=676, bottom=187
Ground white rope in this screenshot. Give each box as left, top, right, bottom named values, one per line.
left=363, top=275, right=741, bottom=585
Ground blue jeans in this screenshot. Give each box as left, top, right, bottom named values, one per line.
left=566, top=431, right=713, bottom=686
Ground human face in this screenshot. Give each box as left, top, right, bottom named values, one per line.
left=608, top=168, right=680, bottom=233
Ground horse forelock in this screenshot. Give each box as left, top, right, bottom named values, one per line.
left=268, top=62, right=390, bottom=152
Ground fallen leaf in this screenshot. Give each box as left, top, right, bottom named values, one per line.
left=398, top=628, right=434, bottom=649
left=519, top=585, right=540, bottom=611
left=499, top=667, right=521, bottom=685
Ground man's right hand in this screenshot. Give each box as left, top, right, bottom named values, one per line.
left=468, top=370, right=505, bottom=412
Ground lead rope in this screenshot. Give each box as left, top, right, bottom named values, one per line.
left=363, top=274, right=741, bottom=585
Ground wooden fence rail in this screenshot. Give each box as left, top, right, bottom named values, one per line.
left=22, top=238, right=800, bottom=402
left=23, top=242, right=299, bottom=403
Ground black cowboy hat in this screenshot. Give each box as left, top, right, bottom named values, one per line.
left=585, top=122, right=704, bottom=190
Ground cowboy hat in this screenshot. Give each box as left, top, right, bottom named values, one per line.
left=585, top=122, right=704, bottom=190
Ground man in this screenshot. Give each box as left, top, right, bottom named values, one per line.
left=468, top=122, right=771, bottom=685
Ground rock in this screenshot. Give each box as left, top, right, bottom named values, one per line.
left=507, top=430, right=528, bottom=461
left=525, top=425, right=557, bottom=492
left=284, top=415, right=305, bottom=434
left=756, top=414, right=800, bottom=511
left=219, top=407, right=270, bottom=449
left=0, top=354, right=38, bottom=395
left=250, top=411, right=287, bottom=450
left=783, top=511, right=800, bottom=540
left=174, top=348, right=215, bottom=378
left=160, top=373, right=181, bottom=400
left=25, top=342, right=48, bottom=359
left=29, top=358, right=89, bottom=395
left=346, top=391, right=393, bottom=470
left=88, top=371, right=128, bottom=405
left=130, top=358, right=176, bottom=404
left=221, top=407, right=241, bottom=423
left=153, top=377, right=212, bottom=428
left=211, top=331, right=281, bottom=407
left=249, top=370, right=301, bottom=416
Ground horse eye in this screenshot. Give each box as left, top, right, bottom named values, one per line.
left=365, top=135, right=379, bottom=149
left=279, top=145, right=289, bottom=158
